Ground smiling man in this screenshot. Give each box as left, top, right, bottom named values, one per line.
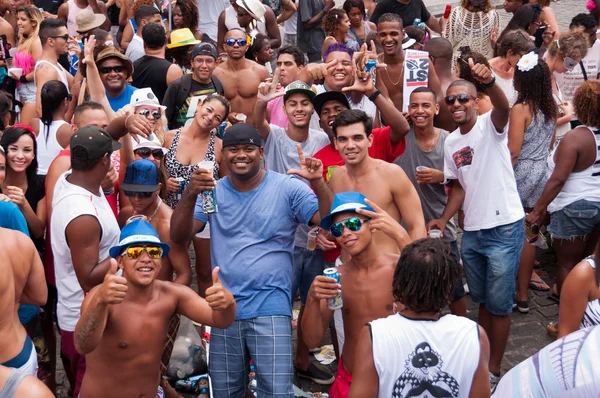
left=95, top=46, right=137, bottom=112
left=74, top=220, right=235, bottom=398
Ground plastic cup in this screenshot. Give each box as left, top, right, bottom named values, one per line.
left=236, top=114, right=247, bottom=123
left=197, top=160, right=214, bottom=176
left=429, top=229, right=442, bottom=238
left=8, top=68, right=22, bottom=79
left=416, top=166, right=429, bottom=172
left=307, top=229, right=318, bottom=251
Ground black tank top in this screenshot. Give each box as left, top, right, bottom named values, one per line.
left=132, top=56, right=172, bottom=103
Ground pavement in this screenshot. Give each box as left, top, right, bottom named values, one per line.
left=49, top=1, right=588, bottom=396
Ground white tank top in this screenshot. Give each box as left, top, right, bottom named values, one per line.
left=547, top=125, right=600, bottom=213
left=50, top=171, right=120, bottom=332
left=582, top=257, right=600, bottom=330
left=224, top=5, right=267, bottom=36
left=67, top=0, right=93, bottom=36
left=370, top=313, right=480, bottom=398
left=34, top=60, right=70, bottom=93
left=36, top=119, right=69, bottom=175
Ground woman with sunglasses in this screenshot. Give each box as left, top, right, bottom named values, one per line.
left=545, top=31, right=589, bottom=146
left=507, top=52, right=557, bottom=313
left=12, top=6, right=43, bottom=127
left=321, top=8, right=359, bottom=58
left=497, top=4, right=542, bottom=49
left=163, top=94, right=230, bottom=298
left=488, top=29, right=534, bottom=107
left=33, top=80, right=74, bottom=176
left=442, top=0, right=499, bottom=71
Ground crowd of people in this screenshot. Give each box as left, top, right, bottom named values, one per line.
left=1, top=0, right=600, bottom=397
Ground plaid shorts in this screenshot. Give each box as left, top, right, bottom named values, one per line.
left=209, top=316, right=293, bottom=397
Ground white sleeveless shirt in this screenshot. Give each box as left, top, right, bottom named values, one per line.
left=370, top=313, right=480, bottom=398
left=66, top=0, right=93, bottom=36
left=34, top=60, right=70, bottom=92
left=36, top=119, right=69, bottom=175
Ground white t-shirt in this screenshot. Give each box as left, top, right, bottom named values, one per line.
left=444, top=112, right=524, bottom=230
left=50, top=171, right=120, bottom=331
left=197, top=0, right=229, bottom=39
left=370, top=313, right=480, bottom=398
left=309, top=84, right=377, bottom=132
left=125, top=35, right=145, bottom=64
left=555, top=40, right=600, bottom=119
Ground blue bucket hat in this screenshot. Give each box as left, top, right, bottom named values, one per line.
left=109, top=219, right=171, bottom=258
left=121, top=159, right=160, bottom=193
left=320, top=192, right=375, bottom=230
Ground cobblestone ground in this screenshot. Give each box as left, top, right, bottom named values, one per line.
left=51, top=1, right=587, bottom=396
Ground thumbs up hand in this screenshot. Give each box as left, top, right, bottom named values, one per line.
left=99, top=259, right=128, bottom=305
left=468, top=57, right=494, bottom=85
left=205, top=267, right=235, bottom=311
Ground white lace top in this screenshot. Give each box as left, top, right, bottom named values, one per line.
left=443, top=7, right=499, bottom=70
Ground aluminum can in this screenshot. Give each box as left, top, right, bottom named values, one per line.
left=324, top=267, right=343, bottom=310
left=365, top=59, right=377, bottom=85
left=175, top=177, right=186, bottom=201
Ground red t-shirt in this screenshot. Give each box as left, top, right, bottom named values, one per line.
left=313, top=126, right=406, bottom=262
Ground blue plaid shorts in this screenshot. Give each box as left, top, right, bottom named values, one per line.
left=209, top=315, right=294, bottom=397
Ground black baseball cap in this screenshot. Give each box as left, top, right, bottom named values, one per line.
left=70, top=126, right=122, bottom=159
left=191, top=42, right=218, bottom=60
left=222, top=124, right=263, bottom=148
left=313, top=91, right=350, bottom=117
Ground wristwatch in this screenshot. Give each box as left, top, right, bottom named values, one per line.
left=481, top=77, right=496, bottom=89
left=368, top=89, right=381, bottom=102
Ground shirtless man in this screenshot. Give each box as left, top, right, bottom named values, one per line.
left=213, top=28, right=270, bottom=126
left=117, top=159, right=192, bottom=286
left=34, top=19, right=74, bottom=118
left=424, top=37, right=458, bottom=130
left=0, top=15, right=14, bottom=47
left=0, top=228, right=47, bottom=376
left=291, top=109, right=426, bottom=255
left=74, top=220, right=235, bottom=398
left=301, top=192, right=402, bottom=396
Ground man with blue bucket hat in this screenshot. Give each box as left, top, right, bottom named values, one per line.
left=74, top=219, right=236, bottom=398
left=302, top=191, right=407, bottom=397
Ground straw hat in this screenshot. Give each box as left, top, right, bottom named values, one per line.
left=235, top=0, right=266, bottom=23
left=76, top=9, right=106, bottom=33
left=166, top=28, right=202, bottom=49
left=96, top=46, right=134, bottom=77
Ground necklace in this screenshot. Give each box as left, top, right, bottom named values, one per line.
left=135, top=197, right=162, bottom=222
left=384, top=63, right=404, bottom=86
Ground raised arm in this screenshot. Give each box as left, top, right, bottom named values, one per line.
left=264, top=7, right=281, bottom=49
left=390, top=165, right=427, bottom=241
left=277, top=0, right=297, bottom=24
left=253, top=68, right=283, bottom=140
left=301, top=275, right=336, bottom=348
left=82, top=35, right=116, bottom=120
left=170, top=168, right=209, bottom=243
left=165, top=234, right=192, bottom=286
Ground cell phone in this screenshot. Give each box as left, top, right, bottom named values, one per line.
left=444, top=4, right=451, bottom=19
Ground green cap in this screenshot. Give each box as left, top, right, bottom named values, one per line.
left=283, top=80, right=316, bottom=103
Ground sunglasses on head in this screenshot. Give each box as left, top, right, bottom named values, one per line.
left=124, top=190, right=155, bottom=198
left=444, top=94, right=476, bottom=105
left=134, top=147, right=164, bottom=160
left=51, top=34, right=70, bottom=41
left=224, top=38, right=248, bottom=47
left=137, top=108, right=162, bottom=120
left=329, top=217, right=370, bottom=238
left=563, top=56, right=579, bottom=71
left=99, top=65, right=125, bottom=74
left=121, top=244, right=163, bottom=259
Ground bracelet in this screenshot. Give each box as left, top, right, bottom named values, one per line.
left=368, top=89, right=381, bottom=102
left=125, top=114, right=133, bottom=127
left=19, top=75, right=27, bottom=83
left=481, top=77, right=496, bottom=89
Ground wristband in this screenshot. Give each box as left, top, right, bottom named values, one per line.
left=368, top=89, right=381, bottom=102
left=19, top=75, right=27, bottom=83
left=481, top=77, right=495, bottom=89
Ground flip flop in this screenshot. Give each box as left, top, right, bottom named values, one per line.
left=548, top=292, right=560, bottom=303
left=529, top=278, right=550, bottom=292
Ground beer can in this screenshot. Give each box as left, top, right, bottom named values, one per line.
left=365, top=59, right=377, bottom=85
left=324, top=267, right=343, bottom=310
left=175, top=177, right=186, bottom=201
left=197, top=161, right=218, bottom=214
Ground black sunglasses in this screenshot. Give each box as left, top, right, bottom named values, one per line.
left=444, top=94, right=476, bottom=106
left=134, top=147, right=164, bottom=160
left=99, top=66, right=126, bottom=74
left=137, top=108, right=162, bottom=120
left=51, top=34, right=70, bottom=41
left=124, top=190, right=154, bottom=198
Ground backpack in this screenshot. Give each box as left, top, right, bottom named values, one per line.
left=173, top=74, right=225, bottom=113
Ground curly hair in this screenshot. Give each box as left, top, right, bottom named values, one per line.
left=132, top=0, right=157, bottom=15
left=174, top=0, right=199, bottom=33
left=546, top=29, right=589, bottom=61
left=457, top=47, right=491, bottom=96
left=495, top=29, right=534, bottom=57
left=343, top=0, right=366, bottom=16
left=323, top=9, right=347, bottom=35
left=392, top=238, right=461, bottom=313
left=460, top=0, right=493, bottom=13
left=573, top=80, right=600, bottom=129
left=17, top=6, right=43, bottom=53
left=514, top=54, right=557, bottom=123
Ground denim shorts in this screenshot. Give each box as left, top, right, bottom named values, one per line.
left=548, top=199, right=600, bottom=240
left=449, top=240, right=466, bottom=302
left=17, top=81, right=36, bottom=103
left=209, top=316, right=293, bottom=397
left=461, top=218, right=524, bottom=316
left=292, top=247, right=325, bottom=305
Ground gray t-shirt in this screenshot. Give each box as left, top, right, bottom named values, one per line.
left=297, top=0, right=326, bottom=57
left=264, top=124, right=330, bottom=247
left=125, top=36, right=145, bottom=64
left=395, top=127, right=457, bottom=242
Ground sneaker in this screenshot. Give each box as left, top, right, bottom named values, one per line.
left=489, top=372, right=501, bottom=393
left=295, top=363, right=335, bottom=385
left=514, top=295, right=529, bottom=314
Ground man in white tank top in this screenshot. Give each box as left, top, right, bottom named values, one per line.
left=34, top=19, right=73, bottom=119
left=349, top=238, right=491, bottom=398
left=57, top=0, right=109, bottom=36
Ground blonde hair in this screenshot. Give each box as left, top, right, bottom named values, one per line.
left=547, top=29, right=589, bottom=60
left=17, top=6, right=43, bottom=53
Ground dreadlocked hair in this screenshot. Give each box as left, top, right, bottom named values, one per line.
left=514, top=54, right=557, bottom=122
left=573, top=80, right=600, bottom=129
left=392, top=238, right=461, bottom=313
left=457, top=47, right=491, bottom=97
left=323, top=9, right=347, bottom=35
left=175, top=0, right=199, bottom=33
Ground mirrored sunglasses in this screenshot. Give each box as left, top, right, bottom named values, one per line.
left=137, top=108, right=162, bottom=120
left=330, top=217, right=370, bottom=238
left=120, top=245, right=162, bottom=259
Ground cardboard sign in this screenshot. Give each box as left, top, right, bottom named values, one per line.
left=402, top=50, right=429, bottom=112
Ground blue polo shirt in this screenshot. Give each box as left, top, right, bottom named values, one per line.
left=107, top=84, right=138, bottom=112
